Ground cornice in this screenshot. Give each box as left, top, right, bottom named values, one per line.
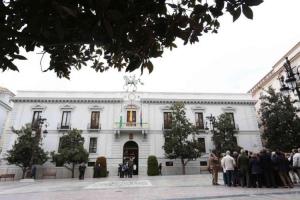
left=142, top=99, right=256, bottom=105
left=0, top=100, right=12, bottom=111
left=11, top=97, right=123, bottom=104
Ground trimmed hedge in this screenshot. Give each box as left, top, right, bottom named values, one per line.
left=94, top=156, right=108, bottom=177
left=147, top=155, right=159, bottom=176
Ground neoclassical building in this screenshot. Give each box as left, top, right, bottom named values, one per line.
left=0, top=86, right=14, bottom=154
left=249, top=41, right=300, bottom=110
left=0, top=90, right=262, bottom=178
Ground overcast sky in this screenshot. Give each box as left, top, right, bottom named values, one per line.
left=1, top=0, right=300, bottom=94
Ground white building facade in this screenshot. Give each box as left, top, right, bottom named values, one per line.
left=0, top=86, right=14, bottom=153
left=249, top=41, right=300, bottom=110
left=0, top=91, right=262, bottom=178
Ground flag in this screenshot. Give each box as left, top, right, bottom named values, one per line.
left=119, top=112, right=123, bottom=128
left=140, top=110, right=143, bottom=127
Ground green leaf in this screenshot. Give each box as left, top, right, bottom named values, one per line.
left=167, top=3, right=177, bottom=9
left=242, top=5, right=253, bottom=19
left=146, top=61, right=154, bottom=73
left=232, top=7, right=241, bottom=22
left=245, top=0, right=264, bottom=7
left=11, top=54, right=27, bottom=60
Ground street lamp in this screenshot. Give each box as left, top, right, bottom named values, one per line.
left=279, top=57, right=300, bottom=100
left=32, top=116, right=48, bottom=137
left=28, top=116, right=48, bottom=178
left=205, top=114, right=216, bottom=132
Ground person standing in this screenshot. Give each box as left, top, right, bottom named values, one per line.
left=278, top=152, right=293, bottom=188
left=250, top=153, right=262, bottom=188
left=208, top=152, right=220, bottom=185
left=158, top=163, right=162, bottom=176
left=260, top=149, right=276, bottom=188
left=293, top=148, right=300, bottom=181
left=31, top=165, right=37, bottom=179
left=128, top=157, right=134, bottom=178
left=79, top=162, right=86, bottom=180
left=237, top=149, right=250, bottom=187
left=221, top=151, right=236, bottom=187
left=232, top=151, right=239, bottom=186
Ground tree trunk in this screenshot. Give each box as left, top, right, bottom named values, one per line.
left=181, top=158, right=186, bottom=175
left=71, top=163, right=75, bottom=178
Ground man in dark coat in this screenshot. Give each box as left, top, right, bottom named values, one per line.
left=79, top=162, right=86, bottom=180
left=260, top=149, right=276, bottom=188
left=237, top=149, right=250, bottom=187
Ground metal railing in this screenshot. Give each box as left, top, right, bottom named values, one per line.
left=87, top=123, right=101, bottom=131
left=57, top=123, right=71, bottom=131
left=114, top=122, right=149, bottom=129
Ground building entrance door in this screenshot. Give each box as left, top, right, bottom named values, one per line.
left=123, top=141, right=139, bottom=175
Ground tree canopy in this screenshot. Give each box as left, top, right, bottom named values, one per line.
left=163, top=102, right=203, bottom=174
left=1, top=0, right=263, bottom=78
left=211, top=113, right=240, bottom=154
left=51, top=129, right=89, bottom=178
left=259, top=87, right=300, bottom=151
left=5, top=124, right=48, bottom=178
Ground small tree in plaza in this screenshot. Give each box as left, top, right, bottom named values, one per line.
left=51, top=129, right=89, bottom=178
left=163, top=102, right=203, bottom=175
left=211, top=113, right=240, bottom=154
left=5, top=124, right=48, bottom=179
left=259, top=87, right=300, bottom=151
left=147, top=155, right=159, bottom=176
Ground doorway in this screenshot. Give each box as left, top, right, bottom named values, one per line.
left=123, top=141, right=139, bottom=175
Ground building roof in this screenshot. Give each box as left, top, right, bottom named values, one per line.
left=11, top=90, right=256, bottom=105
left=0, top=86, right=15, bottom=96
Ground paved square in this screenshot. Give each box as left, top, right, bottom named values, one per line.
left=85, top=180, right=152, bottom=189
left=0, top=174, right=299, bottom=200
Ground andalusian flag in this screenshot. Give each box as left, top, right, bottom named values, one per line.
left=119, top=112, right=123, bottom=128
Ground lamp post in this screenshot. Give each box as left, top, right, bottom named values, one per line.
left=279, top=57, right=300, bottom=101
left=27, top=116, right=48, bottom=178
left=205, top=114, right=216, bottom=132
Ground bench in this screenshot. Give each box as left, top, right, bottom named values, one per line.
left=0, top=174, right=15, bottom=181
left=42, top=170, right=56, bottom=179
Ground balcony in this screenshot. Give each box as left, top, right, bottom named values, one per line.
left=195, top=122, right=205, bottom=132
left=87, top=123, right=101, bottom=132
left=114, top=122, right=149, bottom=136
left=57, top=123, right=71, bottom=131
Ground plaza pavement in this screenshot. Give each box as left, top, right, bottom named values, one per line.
left=0, top=174, right=299, bottom=200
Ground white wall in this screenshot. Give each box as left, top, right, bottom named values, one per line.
left=1, top=91, right=262, bottom=177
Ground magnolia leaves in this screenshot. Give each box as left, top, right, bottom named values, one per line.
left=0, top=0, right=264, bottom=79
left=227, top=0, right=263, bottom=22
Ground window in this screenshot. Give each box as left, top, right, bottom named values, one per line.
left=200, top=161, right=208, bottom=166
left=61, top=111, right=71, bottom=129
left=163, top=112, right=172, bottom=129
left=195, top=112, right=204, bottom=129
left=197, top=138, right=206, bottom=153
left=89, top=137, right=97, bottom=153
left=90, top=111, right=100, bottom=129
left=165, top=161, right=173, bottom=166
left=226, top=112, right=235, bottom=128
left=32, top=111, right=42, bottom=129
left=127, top=110, right=136, bottom=126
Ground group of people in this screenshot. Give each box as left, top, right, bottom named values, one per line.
left=118, top=157, right=135, bottom=178
left=208, top=148, right=300, bottom=188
